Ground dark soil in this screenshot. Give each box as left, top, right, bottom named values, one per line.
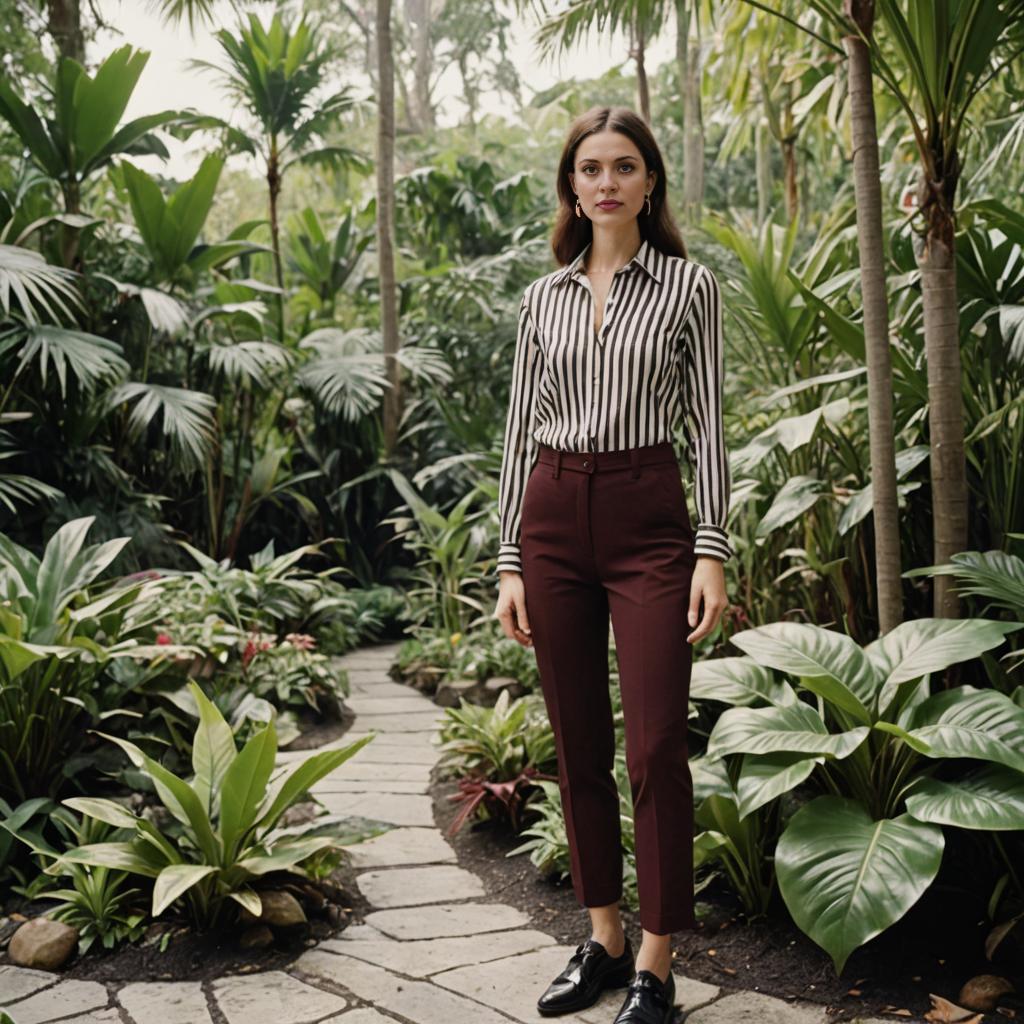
left=430, top=769, right=1024, bottom=1023
left=49, top=862, right=373, bottom=985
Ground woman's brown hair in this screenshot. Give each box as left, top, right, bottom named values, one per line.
left=551, top=105, right=688, bottom=266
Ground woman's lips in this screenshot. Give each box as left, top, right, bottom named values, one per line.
left=597, top=201, right=622, bottom=209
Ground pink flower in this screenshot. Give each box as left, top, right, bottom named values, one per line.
left=156, top=633, right=172, bottom=645
left=285, top=633, right=316, bottom=651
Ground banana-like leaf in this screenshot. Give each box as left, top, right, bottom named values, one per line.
left=897, top=686, right=1024, bottom=773
left=729, top=622, right=877, bottom=724
left=219, top=719, right=278, bottom=858
left=736, top=751, right=822, bottom=819
left=689, top=656, right=798, bottom=707
left=56, top=840, right=165, bottom=878
left=706, top=700, right=869, bottom=760
left=905, top=764, right=1024, bottom=831
left=776, top=795, right=944, bottom=974
left=868, top=618, right=1023, bottom=715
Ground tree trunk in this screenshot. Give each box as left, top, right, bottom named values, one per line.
left=377, top=0, right=401, bottom=456
left=630, top=19, right=651, bottom=123
left=47, top=0, right=85, bottom=63
left=267, top=140, right=286, bottom=344
left=917, top=157, right=967, bottom=618
left=406, top=0, right=435, bottom=131
left=676, top=0, right=705, bottom=223
left=842, top=2, right=903, bottom=634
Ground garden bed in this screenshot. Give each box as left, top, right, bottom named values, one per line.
left=430, top=771, right=1021, bottom=1023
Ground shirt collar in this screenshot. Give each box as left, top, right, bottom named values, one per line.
left=552, top=238, right=663, bottom=287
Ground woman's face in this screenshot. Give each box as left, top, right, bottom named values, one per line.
left=568, top=129, right=656, bottom=223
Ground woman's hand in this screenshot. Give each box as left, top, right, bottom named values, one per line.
left=495, top=571, right=533, bottom=647
left=687, top=556, right=728, bottom=644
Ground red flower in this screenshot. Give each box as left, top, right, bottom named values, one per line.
left=156, top=633, right=172, bottom=645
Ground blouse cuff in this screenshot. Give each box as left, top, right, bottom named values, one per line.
left=694, top=523, right=733, bottom=562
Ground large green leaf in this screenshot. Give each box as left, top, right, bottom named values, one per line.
left=905, top=765, right=1024, bottom=831
left=776, top=796, right=944, bottom=973
left=189, top=682, right=237, bottom=816
left=153, top=863, right=218, bottom=916
left=236, top=835, right=339, bottom=875
left=898, top=686, right=1024, bottom=773
left=689, top=656, right=797, bottom=707
left=255, top=734, right=376, bottom=832
left=219, top=721, right=277, bottom=857
left=868, top=618, right=1023, bottom=714
left=706, top=700, right=869, bottom=761
left=56, top=840, right=165, bottom=878
left=730, top=622, right=876, bottom=724
left=736, top=751, right=822, bottom=819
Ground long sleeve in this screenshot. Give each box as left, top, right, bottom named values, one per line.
left=682, top=265, right=733, bottom=561
left=495, top=290, right=544, bottom=575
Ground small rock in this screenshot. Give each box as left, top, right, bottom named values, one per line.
left=958, top=974, right=1015, bottom=1012
left=435, top=678, right=483, bottom=707
left=9, top=917, right=79, bottom=969
left=238, top=925, right=274, bottom=950
left=240, top=890, right=307, bottom=928
left=483, top=676, right=526, bottom=701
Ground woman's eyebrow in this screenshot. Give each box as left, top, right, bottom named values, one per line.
left=579, top=155, right=638, bottom=162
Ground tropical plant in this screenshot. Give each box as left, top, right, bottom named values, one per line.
left=0, top=45, right=178, bottom=263
left=699, top=617, right=1024, bottom=972
left=187, top=11, right=371, bottom=337
left=0, top=516, right=182, bottom=802
left=51, top=682, right=383, bottom=929
left=5, top=806, right=147, bottom=954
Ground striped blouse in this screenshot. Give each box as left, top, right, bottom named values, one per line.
left=495, top=237, right=732, bottom=575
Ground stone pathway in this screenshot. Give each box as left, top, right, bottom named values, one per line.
left=1, top=642, right=894, bottom=1024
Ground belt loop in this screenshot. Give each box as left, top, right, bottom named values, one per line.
left=553, top=450, right=562, bottom=479
left=630, top=448, right=640, bottom=479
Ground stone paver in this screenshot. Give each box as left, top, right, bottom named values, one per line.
left=317, top=791, right=435, bottom=826
left=320, top=923, right=555, bottom=976
left=355, top=864, right=486, bottom=907
left=345, top=696, right=436, bottom=714
left=364, top=902, right=531, bottom=940
left=0, top=980, right=108, bottom=1023
left=118, top=981, right=212, bottom=1024
left=295, top=950, right=513, bottom=1024
left=3, top=640, right=859, bottom=1024
left=213, top=971, right=348, bottom=1024
left=685, top=990, right=829, bottom=1024
left=346, top=826, right=457, bottom=867
left=0, top=965, right=56, bottom=1003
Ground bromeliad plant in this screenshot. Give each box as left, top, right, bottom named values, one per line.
left=437, top=688, right=557, bottom=834
left=50, top=681, right=381, bottom=930
left=698, top=617, right=1024, bottom=973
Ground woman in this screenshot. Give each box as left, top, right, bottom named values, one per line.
left=493, top=105, right=732, bottom=1024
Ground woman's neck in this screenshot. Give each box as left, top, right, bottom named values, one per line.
left=585, top=225, right=643, bottom=273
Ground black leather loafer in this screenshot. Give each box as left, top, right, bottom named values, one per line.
left=611, top=967, right=676, bottom=1024
left=536, top=935, right=635, bottom=1016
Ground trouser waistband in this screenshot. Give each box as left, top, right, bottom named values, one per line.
left=535, top=441, right=678, bottom=478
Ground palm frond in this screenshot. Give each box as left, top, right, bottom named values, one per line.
left=0, top=244, right=82, bottom=325
left=297, top=327, right=391, bottom=420
left=107, top=382, right=217, bottom=470
left=205, top=340, right=294, bottom=388
left=2, top=325, right=128, bottom=396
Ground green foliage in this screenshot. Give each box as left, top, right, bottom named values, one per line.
left=697, top=616, right=1024, bottom=972
left=436, top=687, right=555, bottom=782
left=53, top=681, right=383, bottom=929
left=0, top=516, right=182, bottom=802
left=5, top=806, right=147, bottom=954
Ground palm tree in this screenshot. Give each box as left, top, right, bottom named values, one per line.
left=838, top=0, right=903, bottom=633
left=799, top=0, right=1024, bottom=616
left=190, top=12, right=371, bottom=342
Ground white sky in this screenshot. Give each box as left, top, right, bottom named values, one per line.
left=91, top=0, right=676, bottom=178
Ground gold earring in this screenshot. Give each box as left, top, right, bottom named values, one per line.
left=644, top=193, right=652, bottom=215
left=575, top=198, right=582, bottom=218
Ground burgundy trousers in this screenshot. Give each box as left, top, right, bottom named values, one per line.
left=519, top=440, right=697, bottom=935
